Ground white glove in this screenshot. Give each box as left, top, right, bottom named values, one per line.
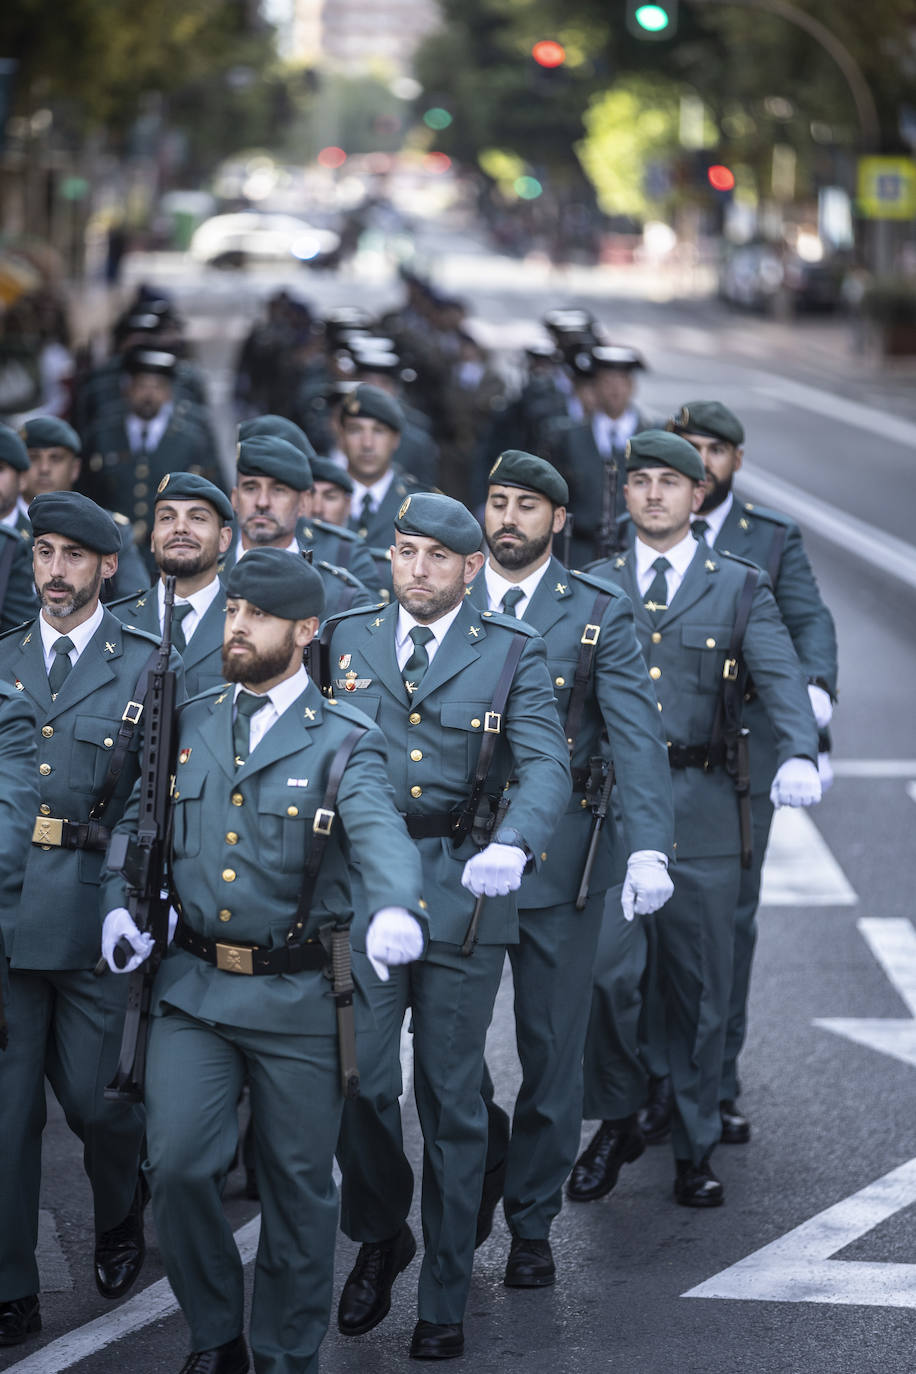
left=818, top=751, right=834, bottom=793
left=621, top=850, right=674, bottom=922
left=366, top=906, right=424, bottom=982
left=461, top=842, right=527, bottom=898
left=101, top=908, right=154, bottom=974
left=770, top=757, right=822, bottom=808
left=807, top=684, right=833, bottom=729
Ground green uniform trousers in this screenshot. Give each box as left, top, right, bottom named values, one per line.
left=585, top=857, right=740, bottom=1164
left=721, top=792, right=774, bottom=1100
left=0, top=967, right=144, bottom=1298
left=481, top=892, right=604, bottom=1239
left=582, top=884, right=649, bottom=1122
left=145, top=1007, right=342, bottom=1374
left=337, top=940, right=505, bottom=1326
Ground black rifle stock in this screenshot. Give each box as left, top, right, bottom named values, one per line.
left=594, top=458, right=621, bottom=561
left=575, top=758, right=615, bottom=911
left=460, top=792, right=511, bottom=957
left=104, top=575, right=179, bottom=1103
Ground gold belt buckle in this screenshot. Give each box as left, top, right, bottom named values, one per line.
left=32, top=816, right=64, bottom=846
left=215, top=942, right=254, bottom=974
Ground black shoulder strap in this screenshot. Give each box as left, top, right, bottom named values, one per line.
left=766, top=523, right=787, bottom=586
left=287, top=723, right=367, bottom=948
left=711, top=567, right=760, bottom=747
left=89, top=641, right=161, bottom=822
left=564, top=589, right=612, bottom=754
left=0, top=536, right=17, bottom=615
left=456, top=631, right=527, bottom=845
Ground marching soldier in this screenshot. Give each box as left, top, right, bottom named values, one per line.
left=19, top=416, right=149, bottom=602
left=228, top=434, right=373, bottom=619
left=668, top=400, right=838, bottom=1144
left=101, top=548, right=425, bottom=1374
left=0, top=493, right=183, bottom=1346
left=0, top=680, right=40, bottom=1068
left=466, top=450, right=674, bottom=1286
left=324, top=493, right=571, bottom=1360
left=109, top=472, right=236, bottom=696
left=0, top=428, right=45, bottom=631
left=572, top=431, right=820, bottom=1207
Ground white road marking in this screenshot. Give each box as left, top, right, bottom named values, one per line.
left=816, top=918, right=916, bottom=1070
left=736, top=462, right=916, bottom=592
left=759, top=807, right=857, bottom=907
left=754, top=374, right=916, bottom=449
left=831, top=760, right=916, bottom=778
left=907, top=782, right=916, bottom=804
left=36, top=1209, right=72, bottom=1292
left=684, top=1155, right=916, bottom=1307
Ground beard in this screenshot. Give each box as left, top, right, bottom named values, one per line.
left=699, top=473, right=733, bottom=513
left=38, top=566, right=102, bottom=619
left=393, top=571, right=466, bottom=623
left=222, top=625, right=297, bottom=685
left=487, top=524, right=552, bottom=571
left=157, top=545, right=214, bottom=578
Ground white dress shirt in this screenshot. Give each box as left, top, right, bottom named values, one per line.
left=39, top=602, right=104, bottom=672
left=157, top=574, right=222, bottom=644
left=1, top=497, right=28, bottom=531
left=592, top=407, right=640, bottom=456
left=232, top=665, right=308, bottom=756
left=690, top=491, right=733, bottom=546
left=350, top=468, right=396, bottom=520
left=634, top=531, right=698, bottom=605
left=125, top=404, right=172, bottom=455
left=395, top=603, right=463, bottom=672
left=483, top=558, right=550, bottom=622
left=233, top=535, right=299, bottom=565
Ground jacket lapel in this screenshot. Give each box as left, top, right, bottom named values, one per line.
left=411, top=600, right=481, bottom=706
left=12, top=622, right=52, bottom=714
left=44, top=612, right=126, bottom=722
left=523, top=556, right=572, bottom=635
left=237, top=684, right=315, bottom=783
left=196, top=687, right=237, bottom=782
left=181, top=589, right=226, bottom=670
left=344, top=601, right=403, bottom=704
left=655, top=544, right=716, bottom=628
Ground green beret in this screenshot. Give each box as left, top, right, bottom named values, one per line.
left=669, top=400, right=744, bottom=446
left=488, top=449, right=568, bottom=506
left=237, top=435, right=313, bottom=491
left=340, top=383, right=403, bottom=433
left=394, top=492, right=481, bottom=556
left=238, top=414, right=316, bottom=462
left=0, top=426, right=31, bottom=472
left=29, top=491, right=122, bottom=554
left=310, top=456, right=354, bottom=494
left=20, top=416, right=81, bottom=455
left=154, top=471, right=234, bottom=523
left=226, top=547, right=325, bottom=622
left=625, top=429, right=706, bottom=483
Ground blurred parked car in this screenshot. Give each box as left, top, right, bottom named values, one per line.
left=719, top=241, right=845, bottom=313
left=188, top=212, right=341, bottom=269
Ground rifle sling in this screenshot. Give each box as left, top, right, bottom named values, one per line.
left=710, top=567, right=759, bottom=753
left=289, top=724, right=367, bottom=946
left=455, top=631, right=527, bottom=846
left=89, top=642, right=161, bottom=823
left=563, top=589, right=612, bottom=755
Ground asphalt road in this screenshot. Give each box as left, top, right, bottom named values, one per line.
left=5, top=230, right=916, bottom=1374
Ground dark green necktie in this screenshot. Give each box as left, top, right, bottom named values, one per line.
left=359, top=491, right=373, bottom=531
left=500, top=587, right=525, bottom=618
left=691, top=519, right=710, bottom=544
left=233, top=690, right=268, bottom=768
left=644, top=556, right=671, bottom=618
left=48, top=635, right=75, bottom=696
left=403, top=626, right=434, bottom=700
left=171, top=603, right=192, bottom=654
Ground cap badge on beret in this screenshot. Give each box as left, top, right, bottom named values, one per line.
left=157, top=474, right=169, bottom=494
left=398, top=496, right=411, bottom=519
left=679, top=405, right=690, bottom=427
left=344, top=394, right=360, bottom=415
left=625, top=439, right=632, bottom=460
left=489, top=455, right=502, bottom=476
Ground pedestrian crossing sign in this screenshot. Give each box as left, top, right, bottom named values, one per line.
left=857, top=156, right=916, bottom=219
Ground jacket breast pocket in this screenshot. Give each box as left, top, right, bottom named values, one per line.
left=336, top=692, right=381, bottom=723
left=258, top=786, right=311, bottom=874
left=546, top=656, right=578, bottom=715
left=680, top=626, right=735, bottom=695
left=171, top=772, right=205, bottom=859
left=440, top=701, right=495, bottom=785
left=69, top=713, right=139, bottom=795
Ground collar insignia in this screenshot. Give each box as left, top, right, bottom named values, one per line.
left=303, top=707, right=316, bottom=720
left=105, top=641, right=116, bottom=653
left=555, top=582, right=567, bottom=594
left=468, top=626, right=480, bottom=637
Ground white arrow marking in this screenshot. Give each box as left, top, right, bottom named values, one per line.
left=815, top=918, right=916, bottom=1069
left=759, top=807, right=857, bottom=907
left=684, top=1156, right=916, bottom=1307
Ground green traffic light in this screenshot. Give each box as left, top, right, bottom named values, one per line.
left=634, top=3, right=670, bottom=30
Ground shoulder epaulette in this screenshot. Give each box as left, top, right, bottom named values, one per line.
left=111, top=511, right=130, bottom=526
left=738, top=501, right=794, bottom=529
left=318, top=560, right=362, bottom=588
left=119, top=622, right=161, bottom=646
left=719, top=549, right=765, bottom=573
left=0, top=618, right=34, bottom=643
left=178, top=682, right=230, bottom=717
left=105, top=587, right=155, bottom=610
left=478, top=610, right=539, bottom=636
left=313, top=517, right=361, bottom=544
left=324, top=696, right=375, bottom=728
left=570, top=567, right=629, bottom=600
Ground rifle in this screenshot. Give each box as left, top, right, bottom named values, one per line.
left=329, top=924, right=360, bottom=1097
left=460, top=790, right=511, bottom=958
left=104, top=575, right=180, bottom=1102
left=560, top=512, right=574, bottom=568
left=575, top=757, right=615, bottom=911
left=712, top=569, right=759, bottom=872
left=727, top=727, right=752, bottom=870
left=594, top=457, right=621, bottom=562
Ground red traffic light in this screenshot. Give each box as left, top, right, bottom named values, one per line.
left=532, top=40, right=566, bottom=68
left=707, top=164, right=736, bottom=192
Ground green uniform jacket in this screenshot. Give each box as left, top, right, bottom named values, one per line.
left=347, top=466, right=430, bottom=550
left=0, top=682, right=39, bottom=1005
left=108, top=580, right=228, bottom=698
left=546, top=408, right=652, bottom=567
left=0, top=611, right=184, bottom=968
left=73, top=356, right=209, bottom=435
left=321, top=598, right=572, bottom=946
left=103, top=680, right=425, bottom=1035
left=298, top=516, right=382, bottom=596
left=467, top=558, right=673, bottom=906
left=0, top=524, right=39, bottom=632
left=590, top=544, right=819, bottom=859
left=14, top=508, right=148, bottom=604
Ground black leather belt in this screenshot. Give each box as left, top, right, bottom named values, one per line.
left=667, top=742, right=726, bottom=770
left=175, top=921, right=328, bottom=976
left=31, top=816, right=112, bottom=851
left=403, top=813, right=459, bottom=840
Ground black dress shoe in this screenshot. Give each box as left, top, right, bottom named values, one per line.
left=720, top=1099, right=751, bottom=1144
left=409, top=1319, right=464, bottom=1360
left=94, top=1178, right=148, bottom=1299
left=177, top=1335, right=250, bottom=1373
left=337, top=1223, right=416, bottom=1335
left=674, top=1157, right=724, bottom=1208
left=637, top=1074, right=673, bottom=1144
left=566, top=1117, right=645, bottom=1202
left=475, top=1098, right=510, bottom=1247
left=504, top=1236, right=555, bottom=1288
left=0, top=1295, right=41, bottom=1347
